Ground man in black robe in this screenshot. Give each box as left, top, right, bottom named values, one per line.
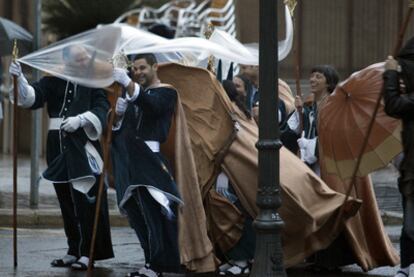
left=383, top=37, right=414, bottom=277
left=111, top=53, right=182, bottom=277
left=9, top=45, right=114, bottom=270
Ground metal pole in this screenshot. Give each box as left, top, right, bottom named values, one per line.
left=250, top=0, right=286, bottom=276
left=12, top=40, right=19, bottom=268
left=12, top=74, right=18, bottom=268
left=30, top=0, right=42, bottom=209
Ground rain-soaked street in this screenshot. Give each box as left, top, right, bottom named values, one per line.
left=0, top=226, right=408, bottom=277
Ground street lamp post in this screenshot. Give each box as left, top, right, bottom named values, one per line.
left=30, top=0, right=42, bottom=209
left=250, top=0, right=286, bottom=276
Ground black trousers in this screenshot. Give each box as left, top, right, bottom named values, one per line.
left=123, top=187, right=180, bottom=273
left=225, top=198, right=256, bottom=261
left=401, top=194, right=414, bottom=267
left=53, top=181, right=114, bottom=260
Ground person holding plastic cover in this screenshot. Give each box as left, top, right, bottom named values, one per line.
left=111, top=53, right=182, bottom=277
left=383, top=37, right=414, bottom=277
left=8, top=45, right=114, bottom=270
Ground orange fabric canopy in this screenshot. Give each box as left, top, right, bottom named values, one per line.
left=319, top=62, right=402, bottom=180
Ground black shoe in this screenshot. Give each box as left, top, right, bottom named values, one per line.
left=126, top=271, right=163, bottom=277
left=305, top=264, right=341, bottom=273
left=395, top=270, right=409, bottom=277
left=50, top=258, right=75, bottom=268
left=126, top=265, right=163, bottom=277
left=126, top=271, right=141, bottom=277
left=219, top=263, right=250, bottom=276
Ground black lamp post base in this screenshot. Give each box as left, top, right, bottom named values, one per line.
left=250, top=214, right=286, bottom=277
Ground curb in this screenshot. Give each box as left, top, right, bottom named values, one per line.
left=0, top=208, right=129, bottom=228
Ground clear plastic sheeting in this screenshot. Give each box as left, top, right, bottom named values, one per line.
left=115, top=24, right=199, bottom=65
left=19, top=25, right=122, bottom=88
left=18, top=4, right=293, bottom=88
left=124, top=36, right=258, bottom=65
left=114, top=24, right=168, bottom=52
left=0, top=16, right=33, bottom=55
left=118, top=25, right=258, bottom=65
left=208, top=5, right=293, bottom=63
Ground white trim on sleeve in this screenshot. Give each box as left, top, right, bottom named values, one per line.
left=126, top=83, right=140, bottom=102
left=82, top=111, right=102, bottom=140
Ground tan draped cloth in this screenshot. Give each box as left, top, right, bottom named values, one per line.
left=161, top=94, right=218, bottom=273
left=319, top=154, right=399, bottom=270
left=316, top=96, right=399, bottom=271
left=222, top=102, right=362, bottom=267
left=158, top=63, right=362, bottom=269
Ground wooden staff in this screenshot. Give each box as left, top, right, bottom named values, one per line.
left=290, top=0, right=303, bottom=133
left=87, top=83, right=121, bottom=276
left=333, top=4, right=414, bottom=232
left=12, top=39, right=19, bottom=268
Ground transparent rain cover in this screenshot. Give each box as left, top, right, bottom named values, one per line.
left=19, top=25, right=124, bottom=88
left=208, top=5, right=293, bottom=63
left=18, top=5, right=293, bottom=89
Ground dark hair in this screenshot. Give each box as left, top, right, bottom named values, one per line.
left=398, top=36, right=414, bottom=60
left=235, top=74, right=253, bottom=90
left=397, top=36, right=414, bottom=93
left=134, top=53, right=158, bottom=66
left=235, top=74, right=255, bottom=110
left=148, top=23, right=175, bottom=39
left=310, top=65, right=339, bottom=93
left=222, top=80, right=252, bottom=119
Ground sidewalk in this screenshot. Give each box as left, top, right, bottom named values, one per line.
left=0, top=154, right=129, bottom=227
left=0, top=154, right=403, bottom=228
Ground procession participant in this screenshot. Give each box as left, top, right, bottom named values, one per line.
left=9, top=44, right=114, bottom=270
left=237, top=67, right=296, bottom=153
left=111, top=53, right=182, bottom=277
left=215, top=80, right=254, bottom=276
left=239, top=64, right=259, bottom=108
left=287, top=65, right=339, bottom=174
left=233, top=74, right=256, bottom=113
left=383, top=36, right=414, bottom=277
left=291, top=65, right=398, bottom=272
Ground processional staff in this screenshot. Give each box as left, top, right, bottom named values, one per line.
left=87, top=53, right=127, bottom=275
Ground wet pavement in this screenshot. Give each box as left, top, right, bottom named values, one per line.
left=0, top=226, right=409, bottom=277
left=0, top=227, right=143, bottom=277
left=0, top=156, right=408, bottom=276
